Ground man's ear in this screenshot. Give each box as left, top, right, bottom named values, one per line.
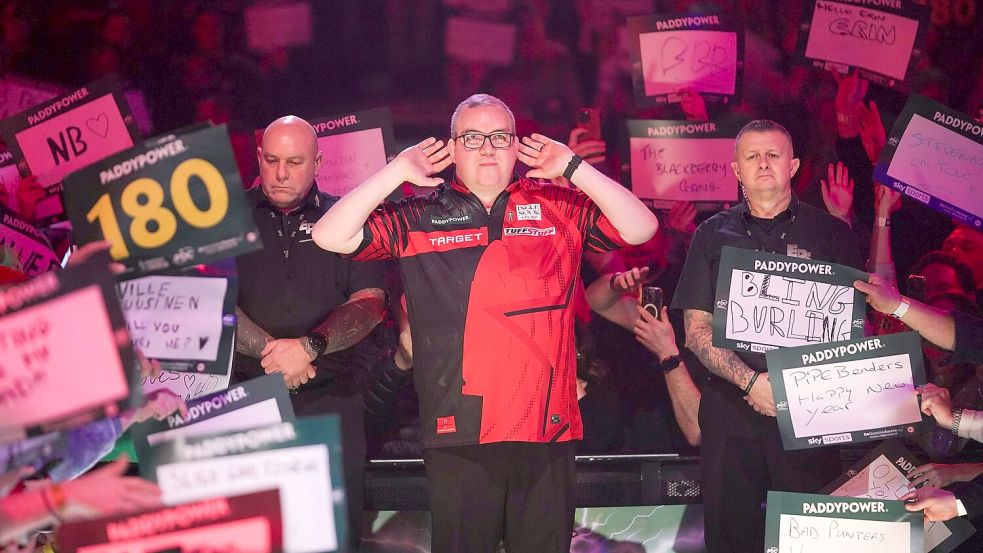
left=256, top=146, right=263, bottom=165
left=790, top=157, right=801, bottom=179
left=731, top=160, right=741, bottom=181
left=314, top=150, right=323, bottom=174
left=447, top=137, right=457, bottom=164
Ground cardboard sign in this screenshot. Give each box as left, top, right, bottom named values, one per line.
left=796, top=0, right=930, bottom=88
left=309, top=107, right=396, bottom=197
left=0, top=77, right=141, bottom=225
left=875, top=93, right=983, bottom=229
left=244, top=2, right=313, bottom=52
left=766, top=332, right=926, bottom=449
left=624, top=118, right=741, bottom=210
left=823, top=440, right=976, bottom=553
left=119, top=274, right=236, bottom=374
left=0, top=205, right=60, bottom=277
left=445, top=16, right=517, bottom=66
left=57, top=490, right=284, bottom=553
left=765, top=491, right=922, bottom=553
left=0, top=258, right=139, bottom=439
left=712, top=246, right=867, bottom=353
left=63, top=124, right=262, bottom=275
left=0, top=76, right=62, bottom=121
left=628, top=13, right=744, bottom=105
left=145, top=417, right=347, bottom=553
left=140, top=364, right=231, bottom=404
left=133, top=374, right=295, bottom=475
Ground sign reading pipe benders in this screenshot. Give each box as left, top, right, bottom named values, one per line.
left=0, top=76, right=141, bottom=226
left=764, top=491, right=922, bottom=553
left=795, top=0, right=930, bottom=89
left=766, top=331, right=927, bottom=450
left=0, top=256, right=140, bottom=441
left=627, top=12, right=744, bottom=106
left=56, top=490, right=284, bottom=553
left=711, top=246, right=867, bottom=353
left=822, top=440, right=976, bottom=553
left=63, top=124, right=262, bottom=276
left=875, top=93, right=983, bottom=229
left=144, top=416, right=347, bottom=553
left=624, top=117, right=743, bottom=211
left=132, top=374, right=295, bottom=475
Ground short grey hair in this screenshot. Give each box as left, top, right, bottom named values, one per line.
left=735, top=119, right=794, bottom=155
left=450, top=93, right=516, bottom=137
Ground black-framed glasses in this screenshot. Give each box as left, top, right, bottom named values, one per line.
left=455, top=132, right=515, bottom=150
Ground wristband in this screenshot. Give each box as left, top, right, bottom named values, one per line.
left=562, top=154, right=583, bottom=180
left=743, top=371, right=760, bottom=395
left=875, top=217, right=890, bottom=227
left=952, top=408, right=964, bottom=437
left=889, top=298, right=910, bottom=319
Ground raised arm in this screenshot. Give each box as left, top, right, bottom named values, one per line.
left=854, top=274, right=955, bottom=350
left=683, top=309, right=774, bottom=416
left=518, top=133, right=658, bottom=245
left=312, top=138, right=452, bottom=254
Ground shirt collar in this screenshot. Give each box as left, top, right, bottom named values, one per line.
left=448, top=173, right=524, bottom=196
left=739, top=192, right=799, bottom=224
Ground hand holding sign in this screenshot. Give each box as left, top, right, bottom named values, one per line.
left=854, top=273, right=903, bottom=316
left=916, top=383, right=955, bottom=429
left=908, top=462, right=983, bottom=490
left=60, top=456, right=162, bottom=521
left=902, top=487, right=959, bottom=523
left=746, top=373, right=776, bottom=417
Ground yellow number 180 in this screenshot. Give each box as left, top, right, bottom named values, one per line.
left=86, top=158, right=230, bottom=259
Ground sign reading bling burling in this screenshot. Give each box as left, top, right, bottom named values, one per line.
left=712, top=246, right=868, bottom=354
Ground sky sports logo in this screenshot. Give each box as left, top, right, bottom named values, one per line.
left=807, top=433, right=852, bottom=445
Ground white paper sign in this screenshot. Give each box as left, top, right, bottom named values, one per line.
left=119, top=276, right=227, bottom=362
left=244, top=2, right=313, bottom=52
left=445, top=17, right=517, bottom=66
left=157, top=444, right=335, bottom=553
left=804, top=0, right=920, bottom=80
left=886, top=113, right=983, bottom=219
left=779, top=513, right=910, bottom=552
left=639, top=29, right=738, bottom=96
left=141, top=368, right=230, bottom=403
left=726, top=271, right=855, bottom=347
left=316, top=128, right=388, bottom=197
left=629, top=136, right=736, bottom=202
left=782, top=353, right=921, bottom=438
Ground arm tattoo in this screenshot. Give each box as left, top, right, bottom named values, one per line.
left=683, top=309, right=755, bottom=390
left=235, top=306, right=273, bottom=358
left=313, top=288, right=386, bottom=355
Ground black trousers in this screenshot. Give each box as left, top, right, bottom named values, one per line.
left=699, top=382, right=840, bottom=553
left=423, top=441, right=577, bottom=553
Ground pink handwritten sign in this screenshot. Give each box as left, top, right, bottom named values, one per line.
left=0, top=285, right=129, bottom=428
left=639, top=29, right=738, bottom=96
left=315, top=128, right=388, bottom=197
left=13, top=93, right=135, bottom=183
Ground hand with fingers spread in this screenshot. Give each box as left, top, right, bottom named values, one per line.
left=901, top=486, right=959, bottom=522
left=858, top=100, right=886, bottom=163
left=609, top=266, right=651, bottom=296
left=874, top=182, right=902, bottom=219
left=908, top=462, right=983, bottom=489
left=917, top=383, right=956, bottom=429
left=395, top=137, right=453, bottom=187
left=517, top=133, right=577, bottom=180
left=667, top=201, right=697, bottom=235
left=820, top=161, right=854, bottom=224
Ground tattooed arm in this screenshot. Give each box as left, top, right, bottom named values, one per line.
left=684, top=309, right=776, bottom=416
left=311, top=287, right=387, bottom=354
left=235, top=306, right=273, bottom=358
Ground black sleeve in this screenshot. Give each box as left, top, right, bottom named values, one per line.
left=828, top=216, right=866, bottom=271
left=951, top=312, right=983, bottom=365
left=952, top=474, right=983, bottom=522
left=670, top=220, right=715, bottom=313
left=342, top=258, right=388, bottom=297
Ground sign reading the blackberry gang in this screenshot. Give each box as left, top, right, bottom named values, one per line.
left=766, top=332, right=926, bottom=450
left=711, top=246, right=867, bottom=353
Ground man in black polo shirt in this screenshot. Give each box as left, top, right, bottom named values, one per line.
left=672, top=120, right=863, bottom=552
left=233, top=116, right=386, bottom=546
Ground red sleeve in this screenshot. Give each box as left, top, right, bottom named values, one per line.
left=350, top=198, right=424, bottom=261
left=543, top=185, right=632, bottom=253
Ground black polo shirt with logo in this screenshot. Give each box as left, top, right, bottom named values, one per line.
left=351, top=177, right=630, bottom=448
left=234, top=185, right=385, bottom=391
left=671, top=195, right=863, bottom=431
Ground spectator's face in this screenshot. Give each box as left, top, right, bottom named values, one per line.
left=943, top=227, right=983, bottom=287
left=257, top=123, right=321, bottom=210
left=449, top=105, right=517, bottom=189
left=918, top=263, right=967, bottom=299
left=731, top=131, right=800, bottom=198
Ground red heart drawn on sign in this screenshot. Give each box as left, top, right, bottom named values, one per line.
left=86, top=113, right=110, bottom=138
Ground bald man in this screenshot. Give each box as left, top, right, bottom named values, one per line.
left=233, top=116, right=386, bottom=545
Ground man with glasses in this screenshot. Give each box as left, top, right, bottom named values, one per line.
left=312, top=94, right=657, bottom=552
